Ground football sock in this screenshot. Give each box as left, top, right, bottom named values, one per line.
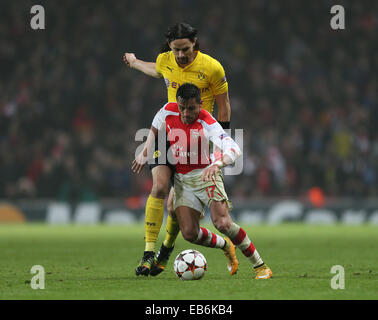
left=144, top=195, right=165, bottom=252
left=225, top=222, right=263, bottom=267
left=163, top=214, right=180, bottom=248
left=194, top=227, right=226, bottom=249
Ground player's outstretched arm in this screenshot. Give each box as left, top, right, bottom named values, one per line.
left=123, top=53, right=161, bottom=78
left=215, top=92, right=231, bottom=123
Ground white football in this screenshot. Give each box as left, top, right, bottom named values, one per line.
left=174, top=249, right=207, bottom=280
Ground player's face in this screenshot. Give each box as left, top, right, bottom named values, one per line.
left=169, top=38, right=197, bottom=66
left=177, top=97, right=201, bottom=124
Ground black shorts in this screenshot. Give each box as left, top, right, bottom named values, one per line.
left=149, top=136, right=175, bottom=186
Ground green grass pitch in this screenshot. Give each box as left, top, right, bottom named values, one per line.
left=0, top=223, right=377, bottom=300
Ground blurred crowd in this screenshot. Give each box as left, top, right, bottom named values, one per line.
left=1, top=0, right=377, bottom=203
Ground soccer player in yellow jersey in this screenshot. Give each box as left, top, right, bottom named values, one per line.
left=124, top=23, right=232, bottom=276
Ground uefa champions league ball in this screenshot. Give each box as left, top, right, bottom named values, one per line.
left=174, top=249, right=207, bottom=280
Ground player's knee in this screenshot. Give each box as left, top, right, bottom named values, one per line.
left=181, top=227, right=198, bottom=243
left=213, top=217, right=232, bottom=235
left=151, top=182, right=169, bottom=198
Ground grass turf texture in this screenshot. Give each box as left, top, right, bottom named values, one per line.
left=0, top=223, right=377, bottom=300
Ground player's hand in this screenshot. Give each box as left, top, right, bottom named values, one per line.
left=123, top=53, right=136, bottom=68
left=131, top=152, right=148, bottom=174
left=202, top=164, right=220, bottom=182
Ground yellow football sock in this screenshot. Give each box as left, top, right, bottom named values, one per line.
left=163, top=214, right=180, bottom=248
left=144, top=195, right=165, bottom=252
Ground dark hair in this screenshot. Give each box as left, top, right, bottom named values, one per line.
left=176, top=83, right=201, bottom=103
left=160, top=22, right=200, bottom=53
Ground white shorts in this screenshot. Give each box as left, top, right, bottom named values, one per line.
left=173, top=169, right=232, bottom=217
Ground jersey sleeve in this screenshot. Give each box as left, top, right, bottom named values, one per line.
left=155, top=53, right=163, bottom=76
left=209, top=59, right=228, bottom=96
left=205, top=121, right=241, bottom=164
left=151, top=105, right=166, bottom=130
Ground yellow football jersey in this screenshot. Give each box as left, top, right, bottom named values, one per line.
left=155, top=50, right=228, bottom=114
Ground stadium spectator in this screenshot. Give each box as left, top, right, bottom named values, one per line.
left=1, top=0, right=377, bottom=202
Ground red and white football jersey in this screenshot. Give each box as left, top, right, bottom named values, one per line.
left=152, top=102, right=240, bottom=175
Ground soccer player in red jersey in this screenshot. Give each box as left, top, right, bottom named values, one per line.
left=132, top=83, right=273, bottom=279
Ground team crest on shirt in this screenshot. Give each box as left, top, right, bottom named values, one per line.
left=197, top=70, right=206, bottom=80
left=153, top=150, right=161, bottom=158
left=164, top=78, right=170, bottom=88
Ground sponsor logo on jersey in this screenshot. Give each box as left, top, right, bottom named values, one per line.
left=171, top=81, right=180, bottom=89
left=172, top=144, right=198, bottom=158
left=165, top=80, right=209, bottom=93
